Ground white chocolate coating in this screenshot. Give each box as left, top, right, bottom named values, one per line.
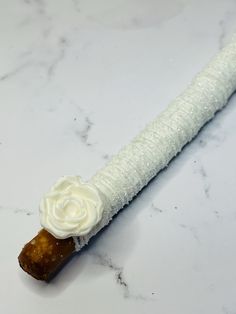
left=74, top=36, right=236, bottom=249
left=40, top=36, right=236, bottom=246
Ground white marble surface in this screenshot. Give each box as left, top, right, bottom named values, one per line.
left=1, top=1, right=236, bottom=313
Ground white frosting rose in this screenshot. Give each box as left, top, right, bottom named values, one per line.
left=39, top=176, right=104, bottom=239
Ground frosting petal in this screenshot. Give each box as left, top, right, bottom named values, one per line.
left=39, top=176, right=104, bottom=239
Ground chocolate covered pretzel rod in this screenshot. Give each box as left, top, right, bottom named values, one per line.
left=19, top=36, right=236, bottom=280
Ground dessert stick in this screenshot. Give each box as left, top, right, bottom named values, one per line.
left=19, top=35, right=236, bottom=281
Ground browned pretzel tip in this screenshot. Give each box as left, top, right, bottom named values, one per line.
left=18, top=229, right=75, bottom=281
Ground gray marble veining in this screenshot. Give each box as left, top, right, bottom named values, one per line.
left=90, top=251, right=153, bottom=301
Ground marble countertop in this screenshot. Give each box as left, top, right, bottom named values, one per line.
left=1, top=1, right=236, bottom=313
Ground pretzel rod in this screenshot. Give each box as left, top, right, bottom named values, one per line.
left=19, top=36, right=236, bottom=280
left=18, top=229, right=75, bottom=281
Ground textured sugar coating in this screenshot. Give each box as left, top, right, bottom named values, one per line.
left=74, top=36, right=236, bottom=250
